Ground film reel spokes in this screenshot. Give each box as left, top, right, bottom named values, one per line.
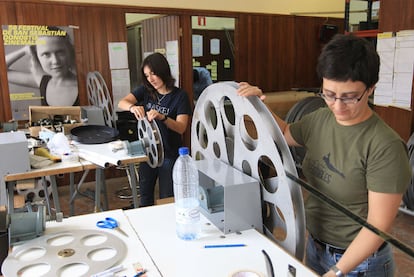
left=86, top=72, right=116, bottom=128
left=191, top=82, right=306, bottom=259
left=136, top=118, right=164, bottom=169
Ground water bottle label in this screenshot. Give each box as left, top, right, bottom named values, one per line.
left=176, top=207, right=200, bottom=224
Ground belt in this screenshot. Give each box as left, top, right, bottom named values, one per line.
left=312, top=236, right=387, bottom=255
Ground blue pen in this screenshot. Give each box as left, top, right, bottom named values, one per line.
left=204, top=244, right=246, bottom=248
left=134, top=269, right=147, bottom=277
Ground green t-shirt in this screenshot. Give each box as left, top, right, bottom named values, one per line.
left=290, top=108, right=411, bottom=247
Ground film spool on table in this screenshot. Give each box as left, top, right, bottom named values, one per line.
left=2, top=229, right=126, bottom=277
left=191, top=81, right=306, bottom=259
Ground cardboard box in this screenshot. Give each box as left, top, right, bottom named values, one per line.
left=263, top=91, right=316, bottom=119
left=29, top=106, right=83, bottom=137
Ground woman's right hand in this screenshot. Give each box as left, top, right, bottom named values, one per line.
left=129, top=105, right=145, bottom=119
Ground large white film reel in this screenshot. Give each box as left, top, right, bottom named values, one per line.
left=191, top=82, right=306, bottom=259
left=86, top=71, right=116, bottom=128
left=2, top=229, right=126, bottom=277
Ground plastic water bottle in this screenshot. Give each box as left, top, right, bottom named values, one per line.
left=173, top=147, right=201, bottom=240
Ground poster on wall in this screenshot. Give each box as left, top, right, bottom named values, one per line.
left=2, top=25, right=78, bottom=120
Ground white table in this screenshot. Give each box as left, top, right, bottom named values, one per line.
left=125, top=204, right=319, bottom=277
left=3, top=204, right=318, bottom=277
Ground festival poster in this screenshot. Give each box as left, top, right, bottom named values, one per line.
left=2, top=25, right=78, bottom=120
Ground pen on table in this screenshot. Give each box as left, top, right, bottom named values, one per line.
left=204, top=243, right=247, bottom=248
left=91, top=264, right=124, bottom=277
left=134, top=269, right=147, bottom=277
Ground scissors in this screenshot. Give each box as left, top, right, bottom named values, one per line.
left=96, top=217, right=128, bottom=237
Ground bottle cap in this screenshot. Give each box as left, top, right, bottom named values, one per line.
left=178, top=147, right=189, bottom=155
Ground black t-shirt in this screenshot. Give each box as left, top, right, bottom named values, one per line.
left=131, top=85, right=192, bottom=159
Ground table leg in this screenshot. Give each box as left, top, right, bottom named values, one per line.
left=41, top=176, right=52, bottom=216
left=6, top=181, right=16, bottom=213
left=94, top=167, right=106, bottom=212
left=68, top=169, right=90, bottom=216
left=128, top=163, right=139, bottom=208
left=69, top=172, right=75, bottom=216
left=49, top=175, right=61, bottom=214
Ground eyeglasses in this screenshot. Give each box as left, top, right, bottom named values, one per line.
left=318, top=88, right=368, bottom=105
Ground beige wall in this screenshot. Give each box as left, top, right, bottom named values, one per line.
left=47, top=0, right=345, bottom=17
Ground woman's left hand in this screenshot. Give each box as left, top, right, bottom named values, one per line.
left=146, top=109, right=163, bottom=122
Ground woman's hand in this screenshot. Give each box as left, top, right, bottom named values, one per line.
left=130, top=105, right=145, bottom=119
left=146, top=109, right=163, bottom=122
left=237, top=82, right=266, bottom=100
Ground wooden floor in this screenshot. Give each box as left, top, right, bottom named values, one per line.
left=54, top=176, right=414, bottom=276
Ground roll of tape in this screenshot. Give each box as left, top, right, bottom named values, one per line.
left=230, top=270, right=263, bottom=277
left=61, top=153, right=79, bottom=163
left=109, top=141, right=125, bottom=152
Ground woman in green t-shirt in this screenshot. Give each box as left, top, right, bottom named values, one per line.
left=237, top=34, right=411, bottom=277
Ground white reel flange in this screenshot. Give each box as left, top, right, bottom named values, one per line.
left=2, top=229, right=126, bottom=277
left=137, top=118, right=164, bottom=168
left=191, top=82, right=306, bottom=259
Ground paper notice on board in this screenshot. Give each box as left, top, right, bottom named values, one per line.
left=166, top=40, right=179, bottom=86
left=374, top=31, right=414, bottom=110
left=375, top=34, right=396, bottom=106
left=210, top=38, right=220, bottom=55
left=392, top=31, right=414, bottom=109
left=108, top=42, right=128, bottom=69
left=192, top=34, right=203, bottom=57
left=111, top=69, right=131, bottom=112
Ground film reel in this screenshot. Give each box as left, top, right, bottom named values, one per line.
left=16, top=177, right=52, bottom=202
left=86, top=71, right=116, bottom=128
left=191, top=82, right=306, bottom=259
left=2, top=229, right=126, bottom=277
left=137, top=118, right=164, bottom=168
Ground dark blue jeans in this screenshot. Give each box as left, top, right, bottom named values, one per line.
left=139, top=157, right=175, bottom=207
left=305, top=234, right=394, bottom=277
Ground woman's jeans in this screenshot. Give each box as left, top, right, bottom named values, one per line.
left=139, top=157, right=175, bottom=207
left=305, top=234, right=394, bottom=277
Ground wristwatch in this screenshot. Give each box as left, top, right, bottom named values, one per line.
left=161, top=115, right=168, bottom=122
left=330, top=265, right=343, bottom=277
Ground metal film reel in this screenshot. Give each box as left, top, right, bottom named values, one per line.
left=137, top=118, right=164, bottom=168
left=191, top=82, right=306, bottom=259
left=86, top=71, right=116, bottom=128
left=16, top=177, right=52, bottom=202
left=2, top=229, right=126, bottom=277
